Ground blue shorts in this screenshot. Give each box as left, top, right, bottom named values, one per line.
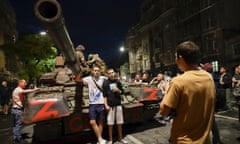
left=89, top=104, right=105, bottom=120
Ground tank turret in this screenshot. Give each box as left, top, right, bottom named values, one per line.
left=23, top=0, right=85, bottom=124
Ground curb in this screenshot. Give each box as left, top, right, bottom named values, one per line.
left=126, top=135, right=144, bottom=144
left=215, top=114, right=239, bottom=121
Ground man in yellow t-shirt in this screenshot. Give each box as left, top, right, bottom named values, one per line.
left=160, top=41, right=215, bottom=144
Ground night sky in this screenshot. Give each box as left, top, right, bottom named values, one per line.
left=9, top=0, right=142, bottom=68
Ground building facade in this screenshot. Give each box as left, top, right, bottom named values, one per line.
left=126, top=0, right=240, bottom=76
left=0, top=0, right=17, bottom=79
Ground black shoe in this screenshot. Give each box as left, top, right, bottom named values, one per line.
left=13, top=138, right=21, bottom=144
left=237, top=136, right=240, bottom=141
left=20, top=139, right=29, bottom=144
left=213, top=140, right=224, bottom=144
left=14, top=138, right=28, bottom=144
left=21, top=133, right=32, bottom=139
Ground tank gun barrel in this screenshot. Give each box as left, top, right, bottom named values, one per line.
left=34, top=0, right=81, bottom=75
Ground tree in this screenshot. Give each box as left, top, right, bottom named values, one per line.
left=122, top=62, right=130, bottom=74
left=119, top=62, right=130, bottom=81
left=0, top=33, right=57, bottom=83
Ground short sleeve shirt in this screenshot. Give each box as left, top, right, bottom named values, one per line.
left=12, top=87, right=24, bottom=108
left=162, top=70, right=215, bottom=144
left=83, top=76, right=106, bottom=104
left=102, top=79, right=123, bottom=106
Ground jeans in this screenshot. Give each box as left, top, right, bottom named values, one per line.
left=11, top=108, right=23, bottom=140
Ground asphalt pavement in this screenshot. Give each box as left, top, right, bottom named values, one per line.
left=123, top=108, right=240, bottom=144
left=0, top=107, right=239, bottom=144
left=0, top=114, right=13, bottom=144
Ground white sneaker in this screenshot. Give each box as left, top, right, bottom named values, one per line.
left=119, top=139, right=128, bottom=144
left=107, top=140, right=113, bottom=144
left=99, top=139, right=107, bottom=144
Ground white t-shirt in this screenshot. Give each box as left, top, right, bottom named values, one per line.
left=12, top=87, right=24, bottom=108
left=83, top=76, right=106, bottom=104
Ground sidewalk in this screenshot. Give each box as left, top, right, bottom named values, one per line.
left=0, top=114, right=13, bottom=144
left=216, top=108, right=239, bottom=121
left=216, top=100, right=239, bottom=121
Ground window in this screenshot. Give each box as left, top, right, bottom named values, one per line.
left=204, top=33, right=217, bottom=54
left=154, top=53, right=160, bottom=62
left=206, top=15, right=216, bottom=29
left=212, top=61, right=218, bottom=72
left=233, top=43, right=240, bottom=56
left=154, top=38, right=162, bottom=49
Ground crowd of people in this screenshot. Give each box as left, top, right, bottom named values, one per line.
left=1, top=40, right=240, bottom=144
left=80, top=40, right=235, bottom=144
left=131, top=59, right=240, bottom=113
left=122, top=41, right=240, bottom=143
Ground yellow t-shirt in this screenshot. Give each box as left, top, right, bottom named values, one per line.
left=162, top=70, right=215, bottom=144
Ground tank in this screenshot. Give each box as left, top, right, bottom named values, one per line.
left=24, top=0, right=163, bottom=143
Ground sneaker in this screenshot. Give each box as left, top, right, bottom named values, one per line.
left=107, top=140, right=113, bottom=144
left=99, top=139, right=107, bottom=144
left=163, top=116, right=171, bottom=121
left=157, top=119, right=167, bottom=125
left=119, top=139, right=128, bottom=144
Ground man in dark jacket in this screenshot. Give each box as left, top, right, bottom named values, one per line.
left=103, top=68, right=127, bottom=144
left=219, top=66, right=232, bottom=110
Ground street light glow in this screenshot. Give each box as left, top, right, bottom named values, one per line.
left=120, top=46, right=125, bottom=52
left=39, top=31, right=47, bottom=36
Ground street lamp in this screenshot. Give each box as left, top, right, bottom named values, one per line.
left=118, top=45, right=130, bottom=81
left=39, top=31, right=47, bottom=36
left=119, top=46, right=125, bottom=52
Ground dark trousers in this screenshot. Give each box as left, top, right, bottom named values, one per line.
left=212, top=116, right=221, bottom=144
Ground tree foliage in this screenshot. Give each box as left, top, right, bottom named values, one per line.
left=0, top=33, right=57, bottom=82
left=122, top=62, right=130, bottom=74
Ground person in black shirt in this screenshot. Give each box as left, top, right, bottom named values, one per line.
left=103, top=68, right=127, bottom=144
left=0, top=81, right=11, bottom=115
left=141, top=72, right=150, bottom=84
left=219, top=66, right=232, bottom=110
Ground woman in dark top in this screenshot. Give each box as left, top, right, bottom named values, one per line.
left=0, top=81, right=11, bottom=115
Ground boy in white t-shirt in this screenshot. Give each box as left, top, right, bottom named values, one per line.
left=83, top=65, right=107, bottom=144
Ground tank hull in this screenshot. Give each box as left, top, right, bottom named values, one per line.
left=28, top=85, right=161, bottom=143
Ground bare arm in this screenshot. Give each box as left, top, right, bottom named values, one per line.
left=22, top=88, right=40, bottom=94
left=159, top=102, right=171, bottom=116
left=104, top=97, right=110, bottom=111
left=149, top=77, right=157, bottom=85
